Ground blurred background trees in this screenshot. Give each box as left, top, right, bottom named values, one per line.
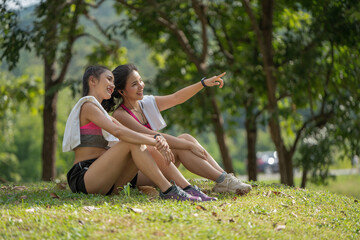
left=0, top=0, right=359, bottom=187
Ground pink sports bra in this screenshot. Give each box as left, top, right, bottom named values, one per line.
left=77, top=122, right=109, bottom=149
left=120, top=104, right=152, bottom=130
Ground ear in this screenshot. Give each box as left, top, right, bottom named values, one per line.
left=89, top=76, right=97, bottom=86
left=118, top=89, right=124, bottom=96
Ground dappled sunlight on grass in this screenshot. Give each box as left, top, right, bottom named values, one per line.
left=1, top=180, right=359, bottom=239
left=263, top=174, right=360, bottom=199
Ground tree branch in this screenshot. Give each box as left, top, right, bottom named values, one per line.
left=57, top=0, right=83, bottom=84
left=84, top=11, right=120, bottom=47
left=306, top=77, right=314, bottom=117
left=207, top=15, right=235, bottom=64
left=290, top=110, right=334, bottom=155
left=145, top=0, right=202, bottom=70
left=191, top=0, right=208, bottom=64
left=321, top=40, right=334, bottom=114
left=241, top=0, right=266, bottom=58
left=116, top=0, right=206, bottom=70
left=85, top=0, right=106, bottom=8
left=76, top=32, right=104, bottom=45
left=115, top=0, right=140, bottom=11
left=276, top=39, right=317, bottom=68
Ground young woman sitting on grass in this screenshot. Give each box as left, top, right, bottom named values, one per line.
left=63, top=65, right=206, bottom=201
left=102, top=64, right=252, bottom=195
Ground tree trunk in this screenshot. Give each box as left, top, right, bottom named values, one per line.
left=146, top=1, right=234, bottom=174
left=209, top=92, right=234, bottom=173
left=245, top=112, right=257, bottom=181
left=259, top=0, right=294, bottom=185
left=301, top=166, right=308, bottom=188
left=259, top=0, right=290, bottom=185
left=41, top=60, right=58, bottom=181
left=41, top=92, right=58, bottom=181
left=39, top=0, right=82, bottom=181
left=284, top=149, right=294, bottom=185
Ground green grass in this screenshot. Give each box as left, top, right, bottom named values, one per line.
left=305, top=174, right=360, bottom=199
left=263, top=174, right=360, bottom=199
left=1, top=180, right=359, bottom=239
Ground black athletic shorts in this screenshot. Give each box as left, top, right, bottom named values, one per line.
left=67, top=158, right=138, bottom=195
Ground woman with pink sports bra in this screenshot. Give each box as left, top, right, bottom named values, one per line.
left=102, top=64, right=252, bottom=195
left=62, top=65, right=203, bottom=201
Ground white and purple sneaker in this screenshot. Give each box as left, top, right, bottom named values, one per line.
left=184, top=185, right=218, bottom=201
left=159, top=185, right=201, bottom=202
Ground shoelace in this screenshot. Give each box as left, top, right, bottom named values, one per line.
left=228, top=173, right=244, bottom=184
left=174, top=186, right=188, bottom=197
left=192, top=185, right=204, bottom=195
left=170, top=180, right=188, bottom=198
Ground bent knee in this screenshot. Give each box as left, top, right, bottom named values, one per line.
left=112, top=141, right=146, bottom=153
left=128, top=143, right=148, bottom=152
left=178, top=133, right=194, bottom=141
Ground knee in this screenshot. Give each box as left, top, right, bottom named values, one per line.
left=178, top=133, right=194, bottom=141
left=128, top=143, right=147, bottom=152
left=112, top=141, right=133, bottom=152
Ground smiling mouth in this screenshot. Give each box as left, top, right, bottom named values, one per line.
left=107, top=87, right=114, bottom=95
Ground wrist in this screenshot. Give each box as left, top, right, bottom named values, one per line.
left=200, top=77, right=208, bottom=87
left=154, top=133, right=162, bottom=139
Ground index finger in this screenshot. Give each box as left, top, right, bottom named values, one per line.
left=216, top=72, right=226, bottom=78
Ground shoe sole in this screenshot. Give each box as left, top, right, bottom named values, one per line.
left=212, top=187, right=251, bottom=194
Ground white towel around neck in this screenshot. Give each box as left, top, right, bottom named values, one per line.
left=139, top=95, right=167, bottom=131
left=62, top=96, right=119, bottom=152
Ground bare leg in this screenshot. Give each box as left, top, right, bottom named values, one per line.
left=84, top=141, right=171, bottom=195
left=136, top=146, right=191, bottom=189
left=173, top=134, right=224, bottom=181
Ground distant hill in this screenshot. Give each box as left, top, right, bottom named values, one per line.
left=4, top=0, right=157, bottom=82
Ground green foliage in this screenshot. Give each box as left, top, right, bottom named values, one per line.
left=12, top=106, right=44, bottom=181
left=0, top=0, right=161, bottom=182
left=0, top=72, right=43, bottom=182
left=0, top=1, right=31, bottom=70
left=86, top=45, right=128, bottom=69
left=256, top=0, right=360, bottom=183
left=0, top=153, right=21, bottom=182
left=279, top=0, right=360, bottom=176
left=1, top=0, right=359, bottom=185
left=0, top=73, right=43, bottom=118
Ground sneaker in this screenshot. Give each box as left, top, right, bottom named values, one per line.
left=159, top=185, right=201, bottom=202
left=212, top=173, right=252, bottom=194
left=184, top=185, right=218, bottom=201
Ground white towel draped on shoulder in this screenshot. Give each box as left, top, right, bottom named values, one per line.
left=140, top=95, right=167, bottom=131
left=62, top=96, right=119, bottom=152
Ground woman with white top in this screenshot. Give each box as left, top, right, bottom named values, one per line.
left=102, top=64, right=252, bottom=195
left=63, top=65, right=204, bottom=201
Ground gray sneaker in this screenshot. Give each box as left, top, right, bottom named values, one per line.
left=212, top=173, right=252, bottom=194
left=160, top=185, right=201, bottom=202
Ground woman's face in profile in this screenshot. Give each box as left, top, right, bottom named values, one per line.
left=123, top=70, right=145, bottom=100
left=92, top=70, right=114, bottom=100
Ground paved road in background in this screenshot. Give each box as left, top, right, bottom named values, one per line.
left=237, top=168, right=360, bottom=181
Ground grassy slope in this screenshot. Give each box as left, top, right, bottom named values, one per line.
left=1, top=181, right=359, bottom=239
left=261, top=174, right=360, bottom=199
